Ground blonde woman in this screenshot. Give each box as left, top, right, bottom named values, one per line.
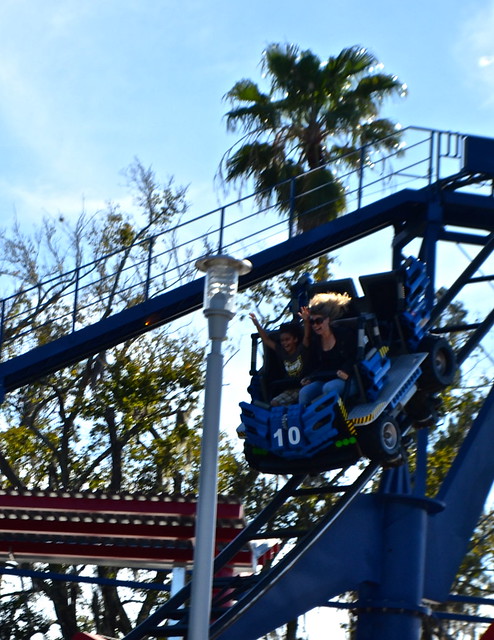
left=299, top=292, right=358, bottom=405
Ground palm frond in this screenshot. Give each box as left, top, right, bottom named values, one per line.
left=225, top=142, right=282, bottom=183
left=334, top=45, right=376, bottom=76
left=262, top=43, right=299, bottom=91
left=225, top=103, right=281, bottom=133
left=353, top=73, right=406, bottom=101
left=224, top=79, right=268, bottom=104
left=358, top=119, right=404, bottom=150
left=220, top=41, right=407, bottom=232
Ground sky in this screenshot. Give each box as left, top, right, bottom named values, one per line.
left=1, top=1, right=494, bottom=638
left=1, top=0, right=494, bottom=225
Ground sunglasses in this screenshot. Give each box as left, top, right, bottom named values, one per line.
left=310, top=316, right=326, bottom=326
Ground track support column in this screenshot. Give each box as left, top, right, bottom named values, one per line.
left=355, top=490, right=443, bottom=640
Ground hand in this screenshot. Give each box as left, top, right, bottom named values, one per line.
left=299, top=306, right=310, bottom=322
left=249, top=312, right=261, bottom=328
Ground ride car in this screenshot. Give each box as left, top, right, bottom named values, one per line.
left=239, top=257, right=456, bottom=474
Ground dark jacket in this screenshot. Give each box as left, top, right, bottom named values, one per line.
left=306, top=324, right=358, bottom=382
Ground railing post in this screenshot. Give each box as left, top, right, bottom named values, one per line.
left=288, top=177, right=296, bottom=238
left=0, top=298, right=5, bottom=361
left=357, top=145, right=366, bottom=210
left=427, top=131, right=435, bottom=185
left=435, top=131, right=442, bottom=182
left=72, top=267, right=80, bottom=333
left=218, top=207, right=226, bottom=254
left=144, top=237, right=155, bottom=301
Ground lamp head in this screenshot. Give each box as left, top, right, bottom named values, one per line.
left=195, top=254, right=252, bottom=314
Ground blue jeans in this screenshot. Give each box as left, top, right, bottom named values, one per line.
left=299, top=378, right=347, bottom=406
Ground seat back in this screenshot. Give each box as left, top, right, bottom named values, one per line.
left=249, top=327, right=303, bottom=404
left=359, top=257, right=431, bottom=351
left=359, top=270, right=403, bottom=322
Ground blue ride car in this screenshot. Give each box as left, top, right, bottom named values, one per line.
left=239, top=257, right=456, bottom=474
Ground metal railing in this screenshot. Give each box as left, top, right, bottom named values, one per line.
left=0, top=127, right=474, bottom=361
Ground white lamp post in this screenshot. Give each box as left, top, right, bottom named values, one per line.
left=188, top=254, right=252, bottom=640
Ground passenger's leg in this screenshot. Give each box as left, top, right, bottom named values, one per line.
left=321, top=378, right=346, bottom=396
left=271, top=388, right=300, bottom=406
left=299, top=381, right=324, bottom=405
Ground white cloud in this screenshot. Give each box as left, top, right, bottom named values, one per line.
left=478, top=55, right=494, bottom=68
left=457, top=1, right=494, bottom=104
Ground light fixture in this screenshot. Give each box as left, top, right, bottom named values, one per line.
left=189, top=254, right=252, bottom=640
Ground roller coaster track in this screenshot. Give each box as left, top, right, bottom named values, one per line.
left=122, top=462, right=380, bottom=640
left=0, top=126, right=493, bottom=639
left=0, top=127, right=492, bottom=395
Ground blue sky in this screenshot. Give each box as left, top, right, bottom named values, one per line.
left=1, top=0, right=494, bottom=224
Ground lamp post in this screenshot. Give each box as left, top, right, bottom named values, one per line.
left=189, top=254, right=252, bottom=640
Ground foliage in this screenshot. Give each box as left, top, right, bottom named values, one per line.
left=220, top=43, right=406, bottom=232
left=411, top=295, right=492, bottom=638
left=422, top=384, right=493, bottom=639
left=0, top=578, right=53, bottom=640
left=0, top=162, right=208, bottom=638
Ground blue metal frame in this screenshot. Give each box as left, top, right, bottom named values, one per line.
left=0, top=128, right=486, bottom=368
left=2, top=187, right=492, bottom=398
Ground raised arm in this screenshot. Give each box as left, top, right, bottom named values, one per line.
left=298, top=306, right=312, bottom=348
left=249, top=313, right=276, bottom=351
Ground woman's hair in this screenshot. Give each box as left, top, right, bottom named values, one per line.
left=309, top=292, right=352, bottom=321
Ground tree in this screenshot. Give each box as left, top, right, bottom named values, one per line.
left=423, top=391, right=493, bottom=640
left=420, top=300, right=493, bottom=640
left=0, top=163, right=212, bottom=639
left=221, top=43, right=406, bottom=232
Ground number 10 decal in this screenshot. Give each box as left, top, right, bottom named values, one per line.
left=273, top=426, right=301, bottom=448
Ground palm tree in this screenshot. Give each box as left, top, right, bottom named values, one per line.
left=221, top=43, right=407, bottom=232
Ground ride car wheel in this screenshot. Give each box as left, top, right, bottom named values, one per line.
left=419, top=335, right=456, bottom=392
left=360, top=413, right=402, bottom=462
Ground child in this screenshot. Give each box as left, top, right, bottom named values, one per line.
left=249, top=310, right=311, bottom=406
